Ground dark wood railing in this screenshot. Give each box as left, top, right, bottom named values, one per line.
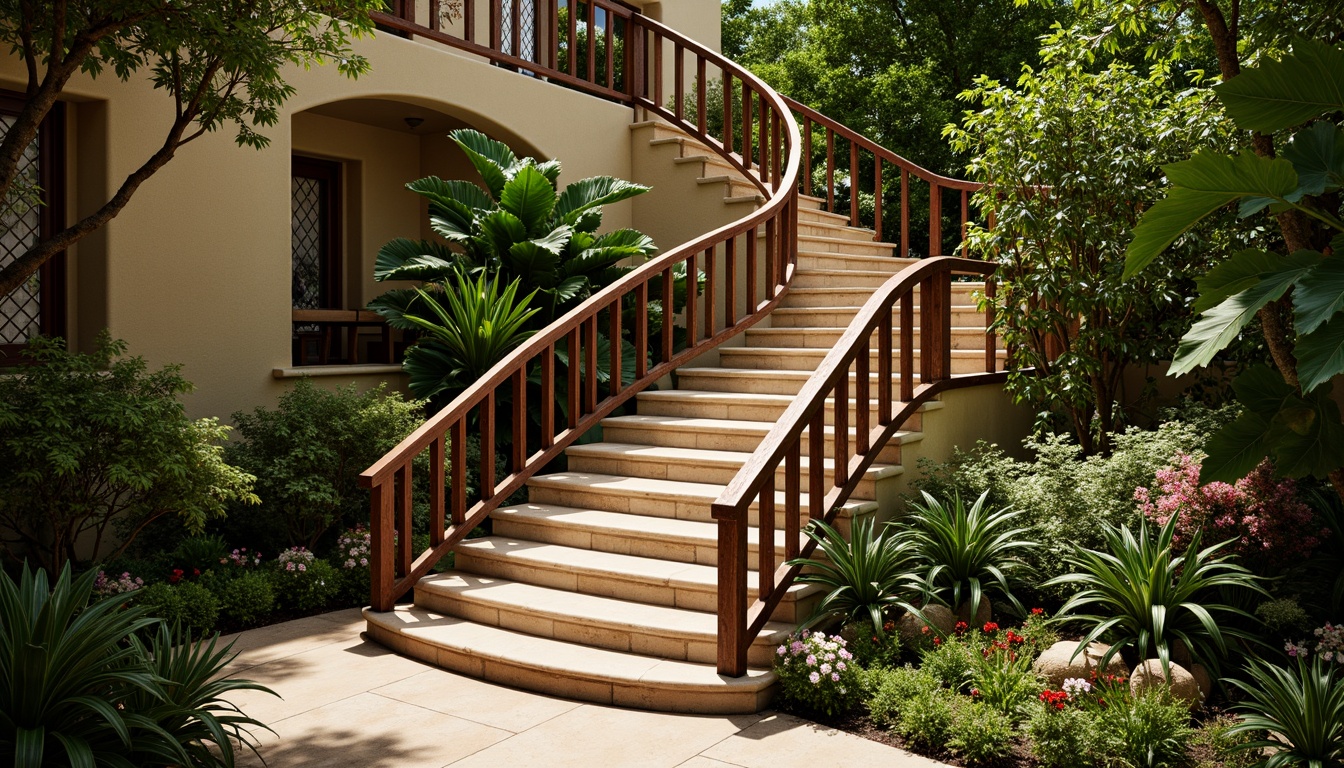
left=359, top=3, right=801, bottom=611
left=709, top=256, right=1006, bottom=675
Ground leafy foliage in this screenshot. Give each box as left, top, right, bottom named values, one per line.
left=948, top=27, right=1239, bottom=453
left=135, top=582, right=221, bottom=639
left=1226, top=656, right=1344, bottom=768
left=1047, top=514, right=1266, bottom=678
left=788, top=517, right=920, bottom=635
left=946, top=700, right=1015, bottom=766
left=0, top=333, right=257, bottom=571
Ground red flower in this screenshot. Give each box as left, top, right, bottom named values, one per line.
left=970, top=688, right=980, bottom=697
left=168, top=568, right=184, bottom=584
left=983, top=622, right=1000, bottom=633
left=933, top=637, right=942, bottom=645
left=192, top=568, right=200, bottom=576
left=1031, top=607, right=1044, bottom=615
left=954, top=621, right=969, bottom=636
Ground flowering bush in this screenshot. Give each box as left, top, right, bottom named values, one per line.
left=275, top=546, right=315, bottom=572
left=93, top=570, right=144, bottom=597
left=1286, top=623, right=1344, bottom=665
left=774, top=630, right=862, bottom=716
left=221, top=547, right=262, bottom=568
left=839, top=619, right=902, bottom=670
left=334, top=526, right=372, bottom=570
left=270, top=546, right=338, bottom=612
left=1136, top=455, right=1327, bottom=571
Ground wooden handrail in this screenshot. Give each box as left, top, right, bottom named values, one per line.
left=358, top=3, right=802, bottom=613
left=709, top=256, right=1008, bottom=676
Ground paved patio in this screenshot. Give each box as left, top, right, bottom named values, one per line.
left=222, top=609, right=947, bottom=767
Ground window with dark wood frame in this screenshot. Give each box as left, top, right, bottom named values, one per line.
left=291, top=156, right=342, bottom=311
left=0, top=91, right=66, bottom=361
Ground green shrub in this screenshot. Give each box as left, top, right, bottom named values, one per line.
left=0, top=564, right=274, bottom=766
left=172, top=534, right=230, bottom=572
left=773, top=630, right=863, bottom=717
left=216, top=571, right=277, bottom=628
left=1188, top=714, right=1258, bottom=768
left=1026, top=705, right=1106, bottom=768
left=839, top=619, right=903, bottom=670
left=1256, top=596, right=1312, bottom=637
left=865, top=665, right=940, bottom=727
left=1226, top=657, right=1344, bottom=768
left=136, top=581, right=221, bottom=636
left=920, top=636, right=979, bottom=692
left=947, top=700, right=1015, bottom=766
left=789, top=517, right=919, bottom=636
left=895, top=686, right=959, bottom=750
left=968, top=643, right=1042, bottom=720
left=1094, top=688, right=1191, bottom=768
left=0, top=332, right=257, bottom=571
left=270, top=547, right=340, bottom=613
left=224, top=379, right=426, bottom=551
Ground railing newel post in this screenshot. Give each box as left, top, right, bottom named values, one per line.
left=715, top=505, right=748, bottom=677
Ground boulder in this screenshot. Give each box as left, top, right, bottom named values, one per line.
left=1130, top=659, right=1205, bottom=710
left=1189, top=663, right=1212, bottom=701
left=1033, top=641, right=1127, bottom=688
left=895, top=604, right=956, bottom=644
left=956, top=595, right=993, bottom=626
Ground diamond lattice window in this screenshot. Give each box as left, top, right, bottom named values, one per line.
left=0, top=114, right=43, bottom=345
left=291, top=175, right=328, bottom=310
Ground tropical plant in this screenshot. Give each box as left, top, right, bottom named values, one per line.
left=969, top=641, right=1043, bottom=719
left=787, top=517, right=920, bottom=635
left=0, top=563, right=275, bottom=767
left=1047, top=514, right=1266, bottom=677
left=948, top=26, right=1237, bottom=453
left=1096, top=687, right=1193, bottom=768
left=1123, top=38, right=1344, bottom=502
left=400, top=268, right=540, bottom=400
left=1226, top=656, right=1344, bottom=768
left=0, top=333, right=257, bottom=571
left=898, top=491, right=1035, bottom=618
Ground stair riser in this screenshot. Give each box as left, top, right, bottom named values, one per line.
left=771, top=308, right=987, bottom=327
left=784, top=223, right=879, bottom=242
left=413, top=585, right=780, bottom=667
left=796, top=253, right=915, bottom=272
left=791, top=271, right=988, bottom=292
left=637, top=396, right=894, bottom=432
left=524, top=484, right=874, bottom=528
left=746, top=328, right=997, bottom=351
left=454, top=548, right=815, bottom=622
left=566, top=453, right=881, bottom=500
left=719, top=349, right=1006, bottom=373
left=671, top=372, right=928, bottom=412
left=794, top=238, right=895, bottom=257
left=701, top=176, right=760, bottom=195
left=598, top=422, right=904, bottom=463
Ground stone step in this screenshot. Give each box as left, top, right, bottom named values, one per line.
left=414, top=571, right=793, bottom=667
left=564, top=440, right=900, bottom=500
left=795, top=251, right=918, bottom=273
left=524, top=471, right=879, bottom=527
left=795, top=206, right=857, bottom=226
left=780, top=285, right=983, bottom=309
left=453, top=536, right=821, bottom=621
left=600, top=414, right=917, bottom=463
left=718, top=346, right=1006, bottom=373
left=365, top=606, right=776, bottom=714
left=746, top=326, right=996, bottom=351
left=636, top=388, right=910, bottom=432
left=791, top=269, right=988, bottom=293
left=670, top=368, right=939, bottom=417
left=793, top=234, right=897, bottom=258
left=770, top=304, right=987, bottom=327
left=698, top=174, right=760, bottom=196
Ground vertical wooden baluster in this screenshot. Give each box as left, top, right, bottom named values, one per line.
left=430, top=0, right=441, bottom=30
left=674, top=45, right=684, bottom=121
left=481, top=390, right=496, bottom=499
left=465, top=0, right=476, bottom=41
left=567, top=327, right=579, bottom=427
left=961, top=189, right=970, bottom=248
left=635, top=282, right=648, bottom=378
left=850, top=139, right=859, bottom=228
left=808, top=411, right=824, bottom=521
left=759, top=474, right=775, bottom=597
left=878, top=306, right=892, bottom=423
left=451, top=418, right=466, bottom=524
left=802, top=117, right=813, bottom=197
left=605, top=11, right=615, bottom=89
left=785, top=444, right=800, bottom=560
left=724, top=235, right=737, bottom=326
left=746, top=223, right=757, bottom=312
left=900, top=293, right=914, bottom=402
left=705, top=247, right=716, bottom=336
left=834, top=376, right=849, bottom=487
left=585, top=315, right=597, bottom=411
left=874, top=159, right=883, bottom=243
left=490, top=0, right=502, bottom=52
left=825, top=128, right=835, bottom=212
left=547, top=0, right=557, bottom=68
left=652, top=30, right=662, bottom=103
left=512, top=366, right=527, bottom=468
left=566, top=0, right=577, bottom=76
left=985, top=279, right=997, bottom=373
left=696, top=58, right=706, bottom=134
left=661, top=267, right=674, bottom=362
left=929, top=183, right=942, bottom=257
left=370, top=481, right=393, bottom=610
left=856, top=337, right=870, bottom=456
left=610, top=300, right=622, bottom=396
left=741, top=78, right=752, bottom=171
left=765, top=208, right=776, bottom=298
left=430, top=436, right=445, bottom=545
left=941, top=271, right=953, bottom=378
left=771, top=110, right=781, bottom=187
left=585, top=0, right=596, bottom=82
left=541, top=347, right=555, bottom=448
left=511, top=0, right=521, bottom=56
left=920, top=274, right=949, bottom=383
left=686, top=253, right=698, bottom=344
left=900, top=169, right=909, bottom=259
left=722, top=70, right=733, bottom=154
left=758, top=100, right=769, bottom=181
left=397, top=463, right=412, bottom=576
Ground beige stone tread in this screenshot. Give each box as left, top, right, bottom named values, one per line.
left=795, top=267, right=919, bottom=280
left=673, top=365, right=928, bottom=385
left=794, top=251, right=916, bottom=268
left=364, top=606, right=776, bottom=714
left=724, top=193, right=766, bottom=205
left=564, top=440, right=902, bottom=481
left=722, top=346, right=1007, bottom=360
left=769, top=304, right=984, bottom=321
left=598, top=414, right=925, bottom=444
left=415, top=571, right=794, bottom=650
left=525, top=471, right=880, bottom=515
left=795, top=206, right=858, bottom=225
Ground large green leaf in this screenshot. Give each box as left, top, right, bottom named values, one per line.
left=1270, top=389, right=1344, bottom=478
left=554, top=176, right=651, bottom=224
left=1294, top=253, right=1344, bottom=334
left=373, top=238, right=462, bottom=282
left=1205, top=365, right=1344, bottom=481
left=451, top=129, right=517, bottom=198
left=406, top=177, right=493, bottom=226
left=476, top=210, right=528, bottom=259
left=504, top=240, right=561, bottom=286
left=1297, top=313, right=1344, bottom=392
left=1201, top=410, right=1274, bottom=483
left=1284, top=121, right=1344, bottom=197
left=1213, top=38, right=1344, bottom=133
left=499, top=165, right=557, bottom=235
left=1170, top=253, right=1321, bottom=376
left=1193, top=249, right=1309, bottom=313
left=1125, top=151, right=1299, bottom=278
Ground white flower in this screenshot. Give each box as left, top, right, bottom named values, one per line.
left=808, top=672, right=820, bottom=684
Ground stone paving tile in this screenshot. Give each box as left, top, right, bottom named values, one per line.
left=444, top=703, right=762, bottom=768
left=372, top=668, right=582, bottom=733
left=676, top=757, right=747, bottom=767
left=700, top=712, right=948, bottom=767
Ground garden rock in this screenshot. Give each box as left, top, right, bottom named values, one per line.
left=1130, top=659, right=1204, bottom=709
left=1033, top=641, right=1126, bottom=687
left=955, top=595, right=992, bottom=625
left=896, top=604, right=955, bottom=643
left=1189, top=663, right=1212, bottom=700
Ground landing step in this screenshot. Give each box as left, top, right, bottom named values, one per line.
left=365, top=606, right=776, bottom=714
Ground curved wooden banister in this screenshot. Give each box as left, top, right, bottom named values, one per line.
left=359, top=4, right=802, bottom=612
left=709, top=256, right=1007, bottom=676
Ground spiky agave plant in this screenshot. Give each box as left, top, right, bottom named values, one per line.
left=787, top=516, right=921, bottom=635
left=898, top=491, right=1035, bottom=619
left=1226, top=656, right=1344, bottom=768
left=1046, top=514, right=1266, bottom=677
